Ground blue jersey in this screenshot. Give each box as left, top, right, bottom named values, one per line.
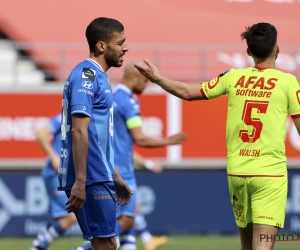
left=58, top=58, right=114, bottom=191
left=41, top=113, right=61, bottom=178
left=113, top=84, right=141, bottom=179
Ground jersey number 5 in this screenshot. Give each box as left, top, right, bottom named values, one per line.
left=239, top=100, right=269, bottom=143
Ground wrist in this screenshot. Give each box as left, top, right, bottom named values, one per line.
left=154, top=76, right=163, bottom=85
left=144, top=160, right=155, bottom=170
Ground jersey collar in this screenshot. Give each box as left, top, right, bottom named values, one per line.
left=86, top=58, right=104, bottom=72
left=253, top=66, right=271, bottom=70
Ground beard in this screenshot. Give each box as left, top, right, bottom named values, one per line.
left=104, top=47, right=122, bottom=68
left=133, top=88, right=143, bottom=95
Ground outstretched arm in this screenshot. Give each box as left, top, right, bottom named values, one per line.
left=130, top=125, right=186, bottom=148
left=293, top=117, right=300, bottom=135
left=134, top=59, right=206, bottom=101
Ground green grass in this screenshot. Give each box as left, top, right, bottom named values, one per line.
left=0, top=234, right=299, bottom=250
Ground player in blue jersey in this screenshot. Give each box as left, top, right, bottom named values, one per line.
left=28, top=114, right=78, bottom=250
left=132, top=152, right=168, bottom=250
left=57, top=17, right=132, bottom=250
left=113, top=63, right=186, bottom=250
left=69, top=63, right=185, bottom=250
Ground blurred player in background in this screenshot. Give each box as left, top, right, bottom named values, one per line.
left=132, top=152, right=168, bottom=250
left=28, top=114, right=77, bottom=250
left=112, top=63, right=185, bottom=250
left=134, top=23, right=300, bottom=250
left=57, top=17, right=132, bottom=250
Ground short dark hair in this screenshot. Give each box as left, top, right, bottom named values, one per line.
left=241, top=23, right=277, bottom=59
left=86, top=17, right=124, bottom=53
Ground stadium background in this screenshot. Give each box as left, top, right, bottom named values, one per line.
left=1, top=0, right=300, bottom=249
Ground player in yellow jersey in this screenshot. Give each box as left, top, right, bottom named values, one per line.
left=134, top=23, right=300, bottom=250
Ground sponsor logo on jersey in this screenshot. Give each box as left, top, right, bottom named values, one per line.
left=81, top=81, right=93, bottom=89
left=93, top=190, right=114, bottom=200
left=78, top=89, right=94, bottom=96
left=82, top=68, right=96, bottom=81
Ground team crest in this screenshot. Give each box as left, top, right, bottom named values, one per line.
left=208, top=76, right=220, bottom=89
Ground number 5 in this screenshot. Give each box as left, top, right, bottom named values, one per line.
left=239, top=100, right=269, bottom=143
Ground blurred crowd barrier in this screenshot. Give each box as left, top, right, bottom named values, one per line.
left=0, top=42, right=300, bottom=85
left=0, top=90, right=300, bottom=168
left=0, top=169, right=300, bottom=236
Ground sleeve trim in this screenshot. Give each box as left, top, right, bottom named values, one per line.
left=291, top=114, right=300, bottom=119
left=200, top=85, right=208, bottom=99
left=71, top=110, right=92, bottom=117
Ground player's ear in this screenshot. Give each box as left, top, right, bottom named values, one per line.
left=246, top=48, right=252, bottom=56
left=96, top=41, right=106, bottom=53
left=275, top=45, right=279, bottom=60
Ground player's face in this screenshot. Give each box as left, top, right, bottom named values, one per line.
left=133, top=73, right=148, bottom=94
left=104, top=31, right=128, bottom=68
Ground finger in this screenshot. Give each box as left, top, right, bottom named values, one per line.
left=67, top=197, right=84, bottom=211
left=116, top=194, right=125, bottom=206
left=124, top=195, right=131, bottom=205
left=134, top=63, right=144, bottom=71
left=66, top=196, right=74, bottom=205
left=143, top=58, right=151, bottom=67
left=67, top=205, right=75, bottom=213
left=116, top=196, right=124, bottom=206
left=115, top=195, right=121, bottom=205
left=67, top=201, right=83, bottom=213
left=120, top=195, right=126, bottom=206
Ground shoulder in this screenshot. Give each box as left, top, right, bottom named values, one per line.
left=113, top=86, right=131, bottom=102
left=71, top=60, right=104, bottom=82
left=219, top=69, right=232, bottom=77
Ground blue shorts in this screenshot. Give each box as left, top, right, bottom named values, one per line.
left=65, top=181, right=117, bottom=240
left=116, top=177, right=137, bottom=218
left=44, top=175, right=69, bottom=219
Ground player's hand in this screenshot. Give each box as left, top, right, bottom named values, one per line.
left=66, top=180, right=85, bottom=213
left=134, top=59, right=162, bottom=83
left=151, top=163, right=164, bottom=173
left=167, top=132, right=187, bottom=145
left=114, top=174, right=133, bottom=206
left=145, top=160, right=164, bottom=173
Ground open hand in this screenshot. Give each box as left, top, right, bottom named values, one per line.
left=114, top=176, right=133, bottom=206
left=168, top=132, right=187, bottom=145
left=134, top=59, right=161, bottom=83
left=66, top=181, right=85, bottom=213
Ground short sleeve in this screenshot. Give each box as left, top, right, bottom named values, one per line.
left=200, top=69, right=231, bottom=99
left=288, top=75, right=300, bottom=118
left=70, top=68, right=97, bottom=117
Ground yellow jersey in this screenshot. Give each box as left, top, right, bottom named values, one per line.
left=200, top=67, right=300, bottom=176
